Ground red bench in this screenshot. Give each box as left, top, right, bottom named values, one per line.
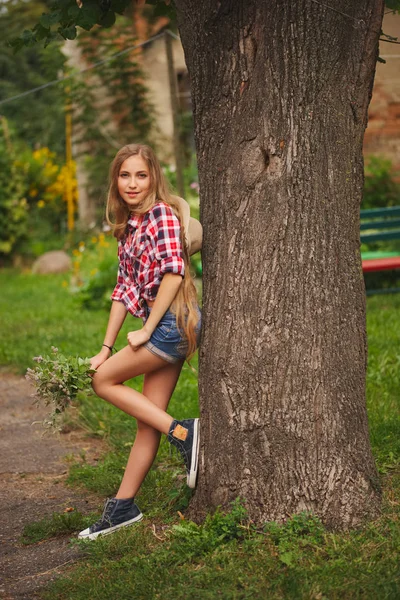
left=362, top=255, right=400, bottom=272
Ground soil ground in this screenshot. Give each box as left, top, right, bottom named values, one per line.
left=0, top=372, right=104, bottom=600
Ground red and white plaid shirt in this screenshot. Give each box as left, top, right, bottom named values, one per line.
left=111, top=202, right=185, bottom=318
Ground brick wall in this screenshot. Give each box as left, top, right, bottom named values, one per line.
left=364, top=12, right=400, bottom=174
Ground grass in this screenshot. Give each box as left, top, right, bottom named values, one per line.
left=1, top=267, right=400, bottom=599
left=0, top=269, right=130, bottom=371
left=21, top=510, right=97, bottom=545
left=40, top=496, right=400, bottom=600
left=365, top=294, right=400, bottom=474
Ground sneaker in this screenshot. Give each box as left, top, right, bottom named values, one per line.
left=167, top=418, right=200, bottom=488
left=78, top=497, right=143, bottom=541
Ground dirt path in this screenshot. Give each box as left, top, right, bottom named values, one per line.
left=0, top=372, right=104, bottom=600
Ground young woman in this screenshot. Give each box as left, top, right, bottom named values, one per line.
left=78, top=144, right=201, bottom=541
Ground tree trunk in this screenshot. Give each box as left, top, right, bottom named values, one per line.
left=63, top=40, right=97, bottom=229
left=175, top=0, right=384, bottom=529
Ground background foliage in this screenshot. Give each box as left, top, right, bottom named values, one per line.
left=69, top=13, right=155, bottom=205
left=363, top=156, right=400, bottom=210
left=1, top=0, right=66, bottom=154
left=0, top=117, right=28, bottom=257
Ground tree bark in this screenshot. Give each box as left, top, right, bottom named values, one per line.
left=175, top=0, right=384, bottom=529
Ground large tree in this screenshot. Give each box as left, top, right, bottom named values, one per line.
left=17, top=0, right=399, bottom=529
left=177, top=0, right=387, bottom=530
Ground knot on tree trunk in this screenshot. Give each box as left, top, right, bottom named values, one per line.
left=241, top=139, right=283, bottom=186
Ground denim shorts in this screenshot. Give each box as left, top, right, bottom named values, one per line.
left=143, top=306, right=201, bottom=363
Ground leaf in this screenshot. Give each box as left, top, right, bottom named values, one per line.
left=172, top=524, right=192, bottom=534
left=385, top=0, right=400, bottom=9
left=76, top=1, right=102, bottom=30
left=51, top=0, right=76, bottom=7
left=20, top=29, right=37, bottom=46
left=58, top=25, right=77, bottom=40
left=279, top=552, right=294, bottom=566
left=98, top=10, right=116, bottom=28
left=9, top=37, right=28, bottom=53
left=44, top=31, right=60, bottom=47
left=33, top=23, right=51, bottom=42
left=153, top=1, right=176, bottom=18
left=40, top=11, right=63, bottom=28
left=111, top=0, right=131, bottom=13
left=68, top=5, right=81, bottom=19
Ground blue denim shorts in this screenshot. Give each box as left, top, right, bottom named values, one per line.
left=143, top=306, right=201, bottom=363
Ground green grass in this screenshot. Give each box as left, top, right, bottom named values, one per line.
left=365, top=294, right=400, bottom=474
left=1, top=268, right=400, bottom=599
left=0, top=268, right=134, bottom=372
left=21, top=510, right=97, bottom=545
left=41, top=496, right=400, bottom=600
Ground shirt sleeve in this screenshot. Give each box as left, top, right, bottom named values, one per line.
left=111, top=262, right=127, bottom=303
left=110, top=244, right=131, bottom=309
left=148, top=204, right=185, bottom=277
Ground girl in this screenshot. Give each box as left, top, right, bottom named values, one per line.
left=78, top=144, right=201, bottom=541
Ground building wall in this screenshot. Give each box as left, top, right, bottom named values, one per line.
left=364, top=12, right=400, bottom=172
left=141, top=35, right=187, bottom=163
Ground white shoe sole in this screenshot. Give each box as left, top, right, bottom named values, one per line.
left=187, top=419, right=200, bottom=489
left=78, top=512, right=143, bottom=541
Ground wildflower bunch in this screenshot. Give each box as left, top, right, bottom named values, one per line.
left=26, top=347, right=95, bottom=430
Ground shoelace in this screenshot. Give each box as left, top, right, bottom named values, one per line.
left=94, top=499, right=117, bottom=527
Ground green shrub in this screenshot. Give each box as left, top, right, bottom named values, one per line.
left=363, top=155, right=400, bottom=209
left=164, top=498, right=250, bottom=562
left=0, top=117, right=28, bottom=258
left=75, top=253, right=118, bottom=310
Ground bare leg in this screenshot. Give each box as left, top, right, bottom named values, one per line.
left=78, top=345, right=189, bottom=540
left=92, top=345, right=176, bottom=434
left=115, top=359, right=184, bottom=499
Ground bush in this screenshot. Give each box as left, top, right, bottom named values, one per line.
left=16, top=146, right=78, bottom=235
left=0, top=117, right=28, bottom=259
left=75, top=253, right=118, bottom=310
left=363, top=155, right=400, bottom=209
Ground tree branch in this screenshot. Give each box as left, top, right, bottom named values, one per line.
left=379, top=38, right=400, bottom=44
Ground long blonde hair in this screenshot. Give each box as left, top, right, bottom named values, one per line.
left=106, top=144, right=200, bottom=359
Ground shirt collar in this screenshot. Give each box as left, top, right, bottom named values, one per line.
left=127, top=213, right=143, bottom=230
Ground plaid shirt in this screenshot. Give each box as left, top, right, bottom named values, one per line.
left=111, top=202, right=185, bottom=318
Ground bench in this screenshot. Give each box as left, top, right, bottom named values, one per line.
left=361, top=206, right=400, bottom=295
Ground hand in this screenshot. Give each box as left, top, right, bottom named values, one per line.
left=90, top=347, right=111, bottom=371
left=127, top=328, right=151, bottom=351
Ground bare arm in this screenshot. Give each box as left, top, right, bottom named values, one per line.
left=90, top=300, right=128, bottom=369
left=127, top=273, right=183, bottom=351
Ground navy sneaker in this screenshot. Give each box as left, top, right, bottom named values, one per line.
left=78, top=497, right=143, bottom=541
left=167, top=418, right=200, bottom=488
